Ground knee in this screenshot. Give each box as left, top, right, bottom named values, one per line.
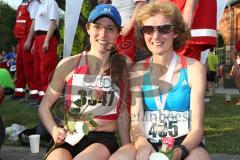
left=109, top=144, right=136, bottom=160
left=186, top=147, right=211, bottom=160
left=45, top=148, right=72, bottom=160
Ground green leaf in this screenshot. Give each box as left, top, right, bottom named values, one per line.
left=89, top=119, right=98, bottom=128
left=66, top=119, right=76, bottom=133
left=85, top=113, right=94, bottom=121
left=73, top=99, right=82, bottom=107
left=70, top=107, right=81, bottom=117
left=82, top=123, right=89, bottom=135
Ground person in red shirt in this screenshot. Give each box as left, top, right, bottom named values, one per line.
left=12, top=0, right=40, bottom=100
left=230, top=40, right=240, bottom=105
left=172, top=0, right=217, bottom=61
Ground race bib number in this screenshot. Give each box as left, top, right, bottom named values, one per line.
left=144, top=110, right=189, bottom=142
left=70, top=74, right=119, bottom=116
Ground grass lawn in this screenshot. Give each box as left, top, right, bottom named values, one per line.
left=0, top=99, right=39, bottom=128
left=204, top=94, right=240, bottom=154
left=0, top=94, right=240, bottom=154
left=0, top=98, right=40, bottom=146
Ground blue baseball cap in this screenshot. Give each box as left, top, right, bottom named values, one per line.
left=88, top=4, right=122, bottom=28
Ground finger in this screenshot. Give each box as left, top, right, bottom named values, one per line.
left=58, top=136, right=65, bottom=142
left=56, top=138, right=63, bottom=144
left=58, top=127, right=66, bottom=134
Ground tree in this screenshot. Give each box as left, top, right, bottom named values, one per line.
left=0, top=0, right=17, bottom=52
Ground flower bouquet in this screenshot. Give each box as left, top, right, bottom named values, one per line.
left=149, top=137, right=175, bottom=160
left=65, top=92, right=99, bottom=145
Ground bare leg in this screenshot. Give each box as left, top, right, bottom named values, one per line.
left=109, top=143, right=136, bottom=160
left=186, top=147, right=211, bottom=160
left=73, top=143, right=111, bottom=160
left=46, top=148, right=72, bottom=160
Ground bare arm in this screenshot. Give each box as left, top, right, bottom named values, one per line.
left=182, top=0, right=198, bottom=28
left=38, top=57, right=75, bottom=144
left=38, top=86, right=63, bottom=135
left=130, top=65, right=155, bottom=160
left=121, top=1, right=145, bottom=36
left=24, top=20, right=35, bottom=51
left=43, top=20, right=57, bottom=52
left=181, top=59, right=206, bottom=151
left=117, top=80, right=130, bottom=145
left=231, top=47, right=239, bottom=68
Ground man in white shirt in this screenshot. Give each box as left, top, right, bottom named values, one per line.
left=33, top=0, right=59, bottom=103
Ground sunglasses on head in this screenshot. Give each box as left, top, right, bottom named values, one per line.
left=141, top=24, right=174, bottom=35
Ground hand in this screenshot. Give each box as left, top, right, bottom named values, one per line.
left=234, top=63, right=240, bottom=69
left=182, top=7, right=193, bottom=28
left=43, top=40, right=49, bottom=53
left=171, top=148, right=182, bottom=160
left=31, top=43, right=35, bottom=55
left=136, top=141, right=155, bottom=160
left=120, top=23, right=132, bottom=36
left=182, top=14, right=193, bottom=28
left=24, top=40, right=31, bottom=51
left=52, top=126, right=67, bottom=145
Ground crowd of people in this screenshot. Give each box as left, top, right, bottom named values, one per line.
left=0, top=0, right=240, bottom=160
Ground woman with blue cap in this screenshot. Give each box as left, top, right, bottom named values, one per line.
left=39, top=4, right=130, bottom=160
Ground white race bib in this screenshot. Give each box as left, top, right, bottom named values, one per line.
left=144, top=110, right=190, bottom=142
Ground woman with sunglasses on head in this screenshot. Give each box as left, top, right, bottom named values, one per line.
left=129, top=1, right=211, bottom=160
left=38, top=4, right=130, bottom=160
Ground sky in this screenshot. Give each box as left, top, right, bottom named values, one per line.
left=2, top=0, right=22, bottom=9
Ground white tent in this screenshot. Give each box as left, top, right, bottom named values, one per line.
left=63, top=0, right=83, bottom=58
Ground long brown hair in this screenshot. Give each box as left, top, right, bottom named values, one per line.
left=109, top=49, right=128, bottom=86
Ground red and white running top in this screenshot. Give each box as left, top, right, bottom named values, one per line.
left=65, top=52, right=125, bottom=120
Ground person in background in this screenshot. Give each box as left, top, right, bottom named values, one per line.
left=206, top=48, right=218, bottom=97
left=1, top=46, right=16, bottom=75
left=11, top=0, right=40, bottom=100
left=216, top=61, right=225, bottom=88
left=32, top=0, right=59, bottom=105
left=154, top=0, right=217, bottom=61
left=39, top=4, right=130, bottom=160
left=0, top=51, right=6, bottom=62
left=0, top=51, right=8, bottom=70
left=0, top=68, right=14, bottom=95
left=4, top=46, right=16, bottom=78
left=230, top=40, right=240, bottom=105
left=129, top=1, right=210, bottom=160
left=101, top=0, right=146, bottom=62
left=174, top=0, right=217, bottom=61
